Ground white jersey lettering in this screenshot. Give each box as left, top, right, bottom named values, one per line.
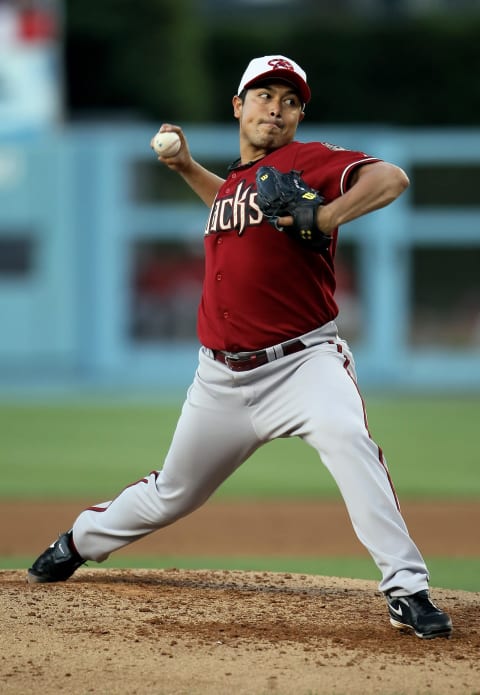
left=205, top=180, right=262, bottom=236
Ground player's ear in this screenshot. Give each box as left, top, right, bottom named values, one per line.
left=298, top=110, right=305, bottom=123
left=232, top=95, right=243, bottom=120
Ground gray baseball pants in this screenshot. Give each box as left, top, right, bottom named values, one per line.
left=73, top=321, right=429, bottom=596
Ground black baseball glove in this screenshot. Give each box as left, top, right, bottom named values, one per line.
left=255, top=166, right=332, bottom=252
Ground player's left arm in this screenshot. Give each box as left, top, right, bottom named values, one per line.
left=315, top=161, right=409, bottom=234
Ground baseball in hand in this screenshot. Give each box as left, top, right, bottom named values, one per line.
left=152, top=131, right=181, bottom=157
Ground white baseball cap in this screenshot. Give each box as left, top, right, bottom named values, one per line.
left=237, top=55, right=311, bottom=104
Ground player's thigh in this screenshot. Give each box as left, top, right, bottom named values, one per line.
left=161, top=365, right=261, bottom=495
left=288, top=341, right=367, bottom=440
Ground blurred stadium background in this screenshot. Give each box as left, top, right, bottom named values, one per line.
left=1, top=0, right=480, bottom=395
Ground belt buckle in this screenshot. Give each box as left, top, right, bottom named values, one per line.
left=224, top=352, right=258, bottom=371
left=224, top=354, right=240, bottom=370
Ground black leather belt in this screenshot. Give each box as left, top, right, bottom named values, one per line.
left=212, top=339, right=306, bottom=372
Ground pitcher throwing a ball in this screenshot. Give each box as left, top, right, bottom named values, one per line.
left=28, top=55, right=452, bottom=640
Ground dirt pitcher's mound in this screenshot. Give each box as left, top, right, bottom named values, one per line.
left=1, top=569, right=479, bottom=695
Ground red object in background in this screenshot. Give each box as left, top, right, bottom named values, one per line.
left=136, top=255, right=204, bottom=298
left=18, top=8, right=57, bottom=41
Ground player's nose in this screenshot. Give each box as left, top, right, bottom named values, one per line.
left=269, top=103, right=282, bottom=117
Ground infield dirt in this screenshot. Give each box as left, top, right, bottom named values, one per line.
left=0, top=499, right=479, bottom=695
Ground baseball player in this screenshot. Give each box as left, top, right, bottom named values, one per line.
left=28, top=55, right=452, bottom=640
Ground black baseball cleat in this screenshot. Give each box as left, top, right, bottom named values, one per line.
left=385, top=590, right=453, bottom=639
left=27, top=531, right=85, bottom=583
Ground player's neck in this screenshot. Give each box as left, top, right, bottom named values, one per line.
left=239, top=146, right=268, bottom=166
left=239, top=138, right=293, bottom=165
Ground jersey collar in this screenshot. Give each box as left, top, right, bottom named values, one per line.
left=228, top=157, right=262, bottom=172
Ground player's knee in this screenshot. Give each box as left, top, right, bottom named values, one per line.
left=153, top=479, right=208, bottom=523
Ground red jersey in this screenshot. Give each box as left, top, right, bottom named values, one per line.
left=197, top=140, right=380, bottom=351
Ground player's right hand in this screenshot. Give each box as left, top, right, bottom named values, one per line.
left=151, top=124, right=193, bottom=173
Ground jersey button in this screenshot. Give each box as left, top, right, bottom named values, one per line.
left=216, top=273, right=222, bottom=281
left=217, top=237, right=223, bottom=245
left=223, top=311, right=230, bottom=319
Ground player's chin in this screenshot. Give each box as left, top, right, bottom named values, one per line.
left=254, top=130, right=289, bottom=149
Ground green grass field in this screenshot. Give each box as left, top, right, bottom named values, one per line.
left=2, top=555, right=478, bottom=592
left=1, top=395, right=479, bottom=499
left=1, top=395, right=479, bottom=590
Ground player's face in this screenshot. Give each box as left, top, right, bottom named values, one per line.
left=233, top=82, right=305, bottom=159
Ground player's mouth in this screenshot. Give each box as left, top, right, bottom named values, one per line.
left=259, top=120, right=283, bottom=129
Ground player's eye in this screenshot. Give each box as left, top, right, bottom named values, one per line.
left=284, top=97, right=300, bottom=107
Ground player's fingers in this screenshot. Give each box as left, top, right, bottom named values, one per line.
left=151, top=125, right=193, bottom=171
left=151, top=124, right=185, bottom=148
left=276, top=215, right=294, bottom=227
left=158, top=124, right=185, bottom=141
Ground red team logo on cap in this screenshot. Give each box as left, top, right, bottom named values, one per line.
left=267, top=58, right=295, bottom=71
